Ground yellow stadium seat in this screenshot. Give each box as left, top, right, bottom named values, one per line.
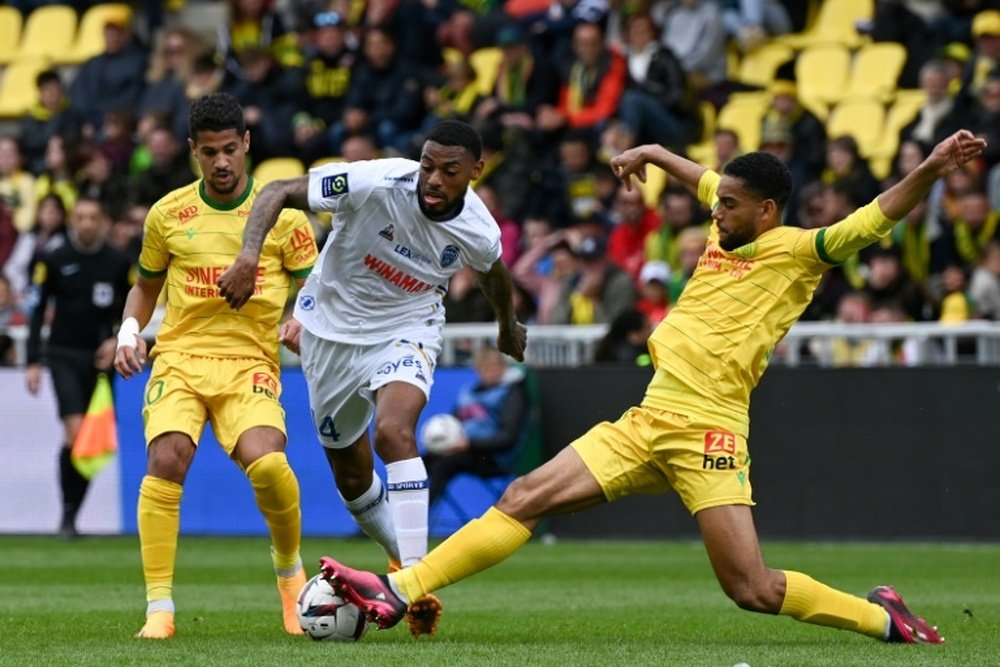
left=844, top=42, right=906, bottom=102
left=310, top=156, right=344, bottom=169
left=717, top=96, right=768, bottom=151
left=779, top=0, right=873, bottom=49
left=826, top=99, right=885, bottom=157
left=637, top=166, right=667, bottom=208
left=469, top=47, right=502, bottom=95
left=15, top=4, right=78, bottom=62
left=253, top=157, right=305, bottom=184
left=867, top=89, right=926, bottom=163
left=796, top=44, right=851, bottom=110
left=0, top=7, right=24, bottom=65
left=737, top=42, right=794, bottom=88
left=63, top=3, right=131, bottom=65
left=0, top=59, right=47, bottom=117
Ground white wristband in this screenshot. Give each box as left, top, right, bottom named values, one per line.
left=117, top=317, right=140, bottom=349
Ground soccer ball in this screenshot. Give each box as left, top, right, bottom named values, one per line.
left=296, top=574, right=369, bottom=642
left=420, top=413, right=465, bottom=454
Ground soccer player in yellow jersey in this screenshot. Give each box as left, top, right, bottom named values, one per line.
left=317, top=129, right=987, bottom=645
left=113, top=93, right=318, bottom=639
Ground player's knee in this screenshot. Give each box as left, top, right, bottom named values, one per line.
left=147, top=435, right=194, bottom=483
left=372, top=418, right=417, bottom=459
left=495, top=475, right=542, bottom=521
left=720, top=574, right=781, bottom=613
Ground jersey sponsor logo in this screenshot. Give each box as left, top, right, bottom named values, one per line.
left=178, top=205, right=199, bottom=224
left=384, top=175, right=414, bottom=183
left=379, top=224, right=394, bottom=241
left=440, top=244, right=459, bottom=268
left=184, top=265, right=264, bottom=298
left=698, top=245, right=755, bottom=280
left=321, top=173, right=349, bottom=197
left=703, top=430, right=738, bottom=471
left=374, top=354, right=424, bottom=378
left=362, top=254, right=436, bottom=293
left=252, top=372, right=278, bottom=399
left=290, top=226, right=315, bottom=252
left=299, top=294, right=316, bottom=310
left=394, top=244, right=433, bottom=265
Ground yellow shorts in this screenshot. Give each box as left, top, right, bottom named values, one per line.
left=571, top=405, right=754, bottom=515
left=142, top=351, right=286, bottom=454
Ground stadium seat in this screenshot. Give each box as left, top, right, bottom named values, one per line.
left=14, top=4, right=78, bottom=63
left=310, top=156, right=344, bottom=169
left=0, top=59, right=47, bottom=118
left=844, top=42, right=907, bottom=102
left=795, top=44, right=851, bottom=112
left=469, top=47, right=502, bottom=95
left=826, top=99, right=885, bottom=157
left=778, top=0, right=873, bottom=49
left=252, top=157, right=305, bottom=184
left=866, top=90, right=927, bottom=175
left=637, top=166, right=668, bottom=208
left=63, top=3, right=131, bottom=65
left=737, top=42, right=794, bottom=88
left=717, top=95, right=769, bottom=151
left=0, top=7, right=24, bottom=65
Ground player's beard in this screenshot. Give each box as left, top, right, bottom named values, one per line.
left=210, top=171, right=239, bottom=195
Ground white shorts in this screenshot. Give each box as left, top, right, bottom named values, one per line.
left=300, top=327, right=440, bottom=449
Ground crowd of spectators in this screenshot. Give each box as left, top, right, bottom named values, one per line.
left=1, top=0, right=1000, bottom=368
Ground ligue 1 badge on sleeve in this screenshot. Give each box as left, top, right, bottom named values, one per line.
left=321, top=174, right=349, bottom=198
left=440, top=244, right=459, bottom=268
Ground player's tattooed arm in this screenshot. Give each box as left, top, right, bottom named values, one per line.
left=218, top=176, right=311, bottom=310
left=476, top=259, right=527, bottom=362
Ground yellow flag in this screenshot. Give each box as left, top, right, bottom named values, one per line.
left=71, top=373, right=118, bottom=479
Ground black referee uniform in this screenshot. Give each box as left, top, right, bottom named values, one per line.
left=27, top=235, right=131, bottom=536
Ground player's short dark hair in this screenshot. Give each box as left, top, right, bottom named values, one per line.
left=188, top=92, right=245, bottom=140
left=424, top=120, right=482, bottom=161
left=723, top=152, right=792, bottom=211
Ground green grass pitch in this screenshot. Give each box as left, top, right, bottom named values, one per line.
left=1, top=535, right=997, bottom=666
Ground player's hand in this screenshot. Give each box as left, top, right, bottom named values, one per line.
left=25, top=363, right=42, bottom=395
left=94, top=337, right=117, bottom=371
left=929, top=129, right=987, bottom=176
left=218, top=253, right=259, bottom=310
left=279, top=318, right=303, bottom=355
left=497, top=320, right=527, bottom=362
left=114, top=337, right=147, bottom=379
left=610, top=146, right=650, bottom=192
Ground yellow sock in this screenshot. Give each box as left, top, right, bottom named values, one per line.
left=780, top=570, right=888, bottom=638
left=137, top=476, right=183, bottom=604
left=246, top=452, right=302, bottom=572
left=391, top=507, right=531, bottom=603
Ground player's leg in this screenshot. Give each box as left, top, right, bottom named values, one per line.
left=323, top=435, right=401, bottom=568
left=215, top=359, right=305, bottom=635
left=321, top=443, right=608, bottom=629
left=233, top=425, right=306, bottom=636
left=135, top=354, right=207, bottom=639
left=696, top=504, right=941, bottom=642
left=136, top=431, right=196, bottom=639
left=300, top=329, right=401, bottom=566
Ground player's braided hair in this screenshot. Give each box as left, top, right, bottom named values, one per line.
left=425, top=119, right=482, bottom=161
left=188, top=92, right=246, bottom=140
left=723, top=152, right=792, bottom=211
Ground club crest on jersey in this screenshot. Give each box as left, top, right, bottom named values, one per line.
left=379, top=224, right=394, bottom=241
left=299, top=294, right=316, bottom=310
left=440, top=244, right=460, bottom=268
left=321, top=173, right=349, bottom=197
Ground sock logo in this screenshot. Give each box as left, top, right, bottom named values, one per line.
left=387, top=479, right=429, bottom=491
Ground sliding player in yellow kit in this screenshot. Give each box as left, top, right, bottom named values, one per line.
left=317, top=129, right=987, bottom=645
left=113, top=93, right=318, bottom=639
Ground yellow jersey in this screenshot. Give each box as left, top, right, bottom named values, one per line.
left=138, top=177, right=317, bottom=363
left=642, top=170, right=896, bottom=436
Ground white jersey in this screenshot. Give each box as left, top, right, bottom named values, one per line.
left=296, top=158, right=502, bottom=343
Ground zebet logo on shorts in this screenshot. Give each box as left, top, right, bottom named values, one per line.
left=252, top=372, right=278, bottom=399
left=702, top=429, right=737, bottom=470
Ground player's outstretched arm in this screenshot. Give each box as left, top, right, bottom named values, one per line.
left=476, top=259, right=527, bottom=362
left=878, top=130, right=987, bottom=220
left=218, top=175, right=311, bottom=310
left=114, top=274, right=165, bottom=379
left=610, top=144, right=707, bottom=195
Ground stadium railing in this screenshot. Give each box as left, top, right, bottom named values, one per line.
left=4, top=320, right=1000, bottom=367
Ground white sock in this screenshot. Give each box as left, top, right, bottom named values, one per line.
left=146, top=599, right=175, bottom=615
left=339, top=476, right=400, bottom=565
left=883, top=610, right=892, bottom=640
left=385, top=457, right=429, bottom=567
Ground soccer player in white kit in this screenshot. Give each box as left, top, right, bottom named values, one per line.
left=219, top=120, right=527, bottom=636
